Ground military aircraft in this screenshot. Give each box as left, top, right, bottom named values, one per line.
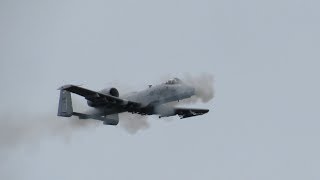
left=57, top=78, right=209, bottom=125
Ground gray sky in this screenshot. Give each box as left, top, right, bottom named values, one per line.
left=1, top=0, right=320, bottom=179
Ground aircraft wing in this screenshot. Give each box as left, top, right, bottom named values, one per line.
left=157, top=106, right=209, bottom=119
left=174, top=108, right=209, bottom=119
left=58, top=84, right=141, bottom=110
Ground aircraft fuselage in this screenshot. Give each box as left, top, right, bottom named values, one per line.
left=90, top=82, right=195, bottom=116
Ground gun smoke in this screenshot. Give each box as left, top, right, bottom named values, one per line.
left=0, top=113, right=99, bottom=149
left=119, top=113, right=150, bottom=134
left=180, top=73, right=214, bottom=104
left=0, top=98, right=100, bottom=150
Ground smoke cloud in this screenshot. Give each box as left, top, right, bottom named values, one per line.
left=0, top=113, right=99, bottom=149
left=180, top=73, right=215, bottom=104
left=119, top=113, right=150, bottom=134
left=0, top=97, right=100, bottom=150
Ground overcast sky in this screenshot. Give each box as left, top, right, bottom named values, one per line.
left=1, top=0, right=320, bottom=180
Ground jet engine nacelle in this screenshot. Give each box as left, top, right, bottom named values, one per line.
left=87, top=87, right=119, bottom=107
left=99, top=87, right=119, bottom=97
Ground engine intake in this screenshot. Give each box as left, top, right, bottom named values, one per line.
left=100, top=87, right=119, bottom=97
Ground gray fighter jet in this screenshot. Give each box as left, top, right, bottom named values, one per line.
left=57, top=78, right=209, bottom=125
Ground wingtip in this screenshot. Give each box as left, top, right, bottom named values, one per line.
left=57, top=84, right=73, bottom=90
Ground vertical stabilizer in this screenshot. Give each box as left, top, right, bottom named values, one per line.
left=58, top=90, right=73, bottom=117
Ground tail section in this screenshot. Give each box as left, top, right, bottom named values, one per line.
left=57, top=90, right=73, bottom=117
left=57, top=88, right=118, bottom=125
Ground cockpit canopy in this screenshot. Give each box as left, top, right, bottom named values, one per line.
left=165, top=78, right=183, bottom=85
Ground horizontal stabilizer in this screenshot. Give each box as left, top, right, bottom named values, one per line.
left=72, top=112, right=119, bottom=125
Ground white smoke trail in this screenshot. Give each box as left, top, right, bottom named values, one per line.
left=0, top=113, right=99, bottom=149
left=0, top=97, right=100, bottom=150
left=119, top=113, right=150, bottom=134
